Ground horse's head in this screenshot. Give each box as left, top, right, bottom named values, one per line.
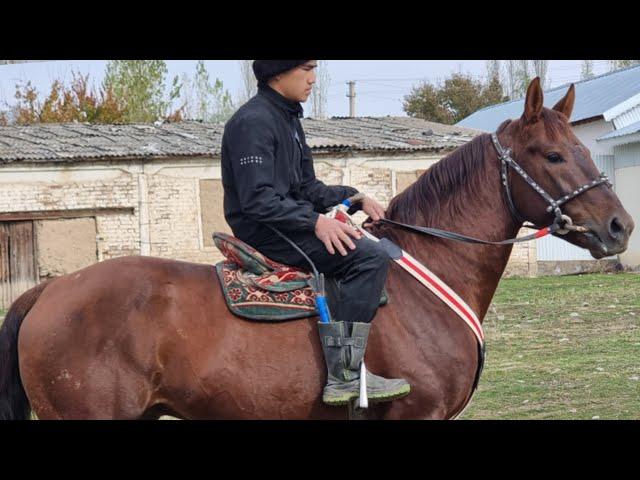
left=498, top=77, right=634, bottom=259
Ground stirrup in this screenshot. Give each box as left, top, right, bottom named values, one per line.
left=348, top=398, right=369, bottom=420
left=359, top=361, right=368, bottom=408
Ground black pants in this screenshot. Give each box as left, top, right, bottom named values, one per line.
left=249, top=230, right=390, bottom=324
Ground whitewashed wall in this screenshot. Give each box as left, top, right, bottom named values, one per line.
left=0, top=150, right=538, bottom=277
left=613, top=144, right=640, bottom=267
left=572, top=119, right=615, bottom=156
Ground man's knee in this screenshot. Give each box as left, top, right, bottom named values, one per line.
left=355, top=238, right=390, bottom=269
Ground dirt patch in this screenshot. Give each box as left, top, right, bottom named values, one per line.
left=538, top=259, right=621, bottom=276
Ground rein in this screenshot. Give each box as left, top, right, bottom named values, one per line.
left=376, top=217, right=559, bottom=245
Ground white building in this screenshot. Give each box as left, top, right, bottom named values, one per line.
left=5, top=118, right=539, bottom=309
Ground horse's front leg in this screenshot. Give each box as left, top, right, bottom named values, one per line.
left=375, top=390, right=450, bottom=420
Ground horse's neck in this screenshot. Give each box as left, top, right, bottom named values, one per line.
left=387, top=142, right=521, bottom=322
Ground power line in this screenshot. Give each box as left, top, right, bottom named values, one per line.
left=0, top=60, right=49, bottom=65
left=360, top=95, right=403, bottom=102
left=327, top=76, right=443, bottom=87
left=354, top=77, right=440, bottom=83
left=361, top=82, right=413, bottom=91
left=328, top=89, right=405, bottom=99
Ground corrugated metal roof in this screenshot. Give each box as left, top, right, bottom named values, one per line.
left=0, top=117, right=481, bottom=163
left=457, top=64, right=640, bottom=132
left=596, top=120, right=640, bottom=141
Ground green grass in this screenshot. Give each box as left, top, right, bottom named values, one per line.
left=461, top=273, right=640, bottom=420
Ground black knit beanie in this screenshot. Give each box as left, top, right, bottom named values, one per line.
left=252, top=60, right=309, bottom=83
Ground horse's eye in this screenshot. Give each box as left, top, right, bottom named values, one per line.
left=547, top=153, right=564, bottom=163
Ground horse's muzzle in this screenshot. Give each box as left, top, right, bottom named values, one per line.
left=584, top=211, right=634, bottom=259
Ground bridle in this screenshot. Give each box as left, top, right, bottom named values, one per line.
left=490, top=132, right=612, bottom=235
left=374, top=131, right=613, bottom=244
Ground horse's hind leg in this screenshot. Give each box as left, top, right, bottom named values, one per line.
left=26, top=378, right=156, bottom=420
left=19, top=287, right=159, bottom=419
left=25, top=376, right=155, bottom=420
left=21, top=348, right=155, bottom=420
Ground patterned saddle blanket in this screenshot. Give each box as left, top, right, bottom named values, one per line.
left=213, top=232, right=388, bottom=322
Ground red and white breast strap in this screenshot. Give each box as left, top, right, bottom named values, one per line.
left=329, top=208, right=484, bottom=346
left=377, top=240, right=484, bottom=344
left=328, top=207, right=484, bottom=418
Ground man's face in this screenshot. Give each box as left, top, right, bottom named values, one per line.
left=270, top=61, right=317, bottom=103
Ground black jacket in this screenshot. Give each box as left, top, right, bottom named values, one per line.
left=221, top=84, right=360, bottom=244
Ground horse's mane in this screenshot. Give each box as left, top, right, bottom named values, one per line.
left=372, top=111, right=567, bottom=241
left=380, top=132, right=493, bottom=231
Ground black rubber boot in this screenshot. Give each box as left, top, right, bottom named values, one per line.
left=318, top=321, right=410, bottom=406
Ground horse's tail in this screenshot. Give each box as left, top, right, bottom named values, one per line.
left=0, top=280, right=51, bottom=420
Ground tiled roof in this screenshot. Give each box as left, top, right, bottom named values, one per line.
left=0, top=117, right=481, bottom=163
left=301, top=116, right=480, bottom=152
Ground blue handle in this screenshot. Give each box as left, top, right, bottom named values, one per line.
left=341, top=198, right=352, bottom=208
left=315, top=296, right=331, bottom=324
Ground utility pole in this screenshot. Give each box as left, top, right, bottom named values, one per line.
left=346, top=81, right=356, bottom=117
left=0, top=60, right=45, bottom=65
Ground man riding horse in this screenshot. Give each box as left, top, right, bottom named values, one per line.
left=221, top=60, right=410, bottom=405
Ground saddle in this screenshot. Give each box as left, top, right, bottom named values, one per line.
left=213, top=232, right=388, bottom=322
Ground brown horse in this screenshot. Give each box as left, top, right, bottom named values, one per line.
left=0, top=78, right=634, bottom=420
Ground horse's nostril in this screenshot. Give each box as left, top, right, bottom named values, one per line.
left=609, top=217, right=624, bottom=238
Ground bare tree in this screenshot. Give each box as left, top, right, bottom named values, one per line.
left=609, top=60, right=640, bottom=71
left=309, top=60, right=330, bottom=119
left=515, top=60, right=532, bottom=99
left=531, top=60, right=549, bottom=88
left=486, top=60, right=501, bottom=81
left=237, top=60, right=257, bottom=106
left=179, top=61, right=235, bottom=123
left=502, top=61, right=547, bottom=99
left=503, top=60, right=519, bottom=100
left=581, top=60, right=595, bottom=80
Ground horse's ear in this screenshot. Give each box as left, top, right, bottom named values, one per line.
left=552, top=84, right=575, bottom=120
left=523, top=77, right=544, bottom=123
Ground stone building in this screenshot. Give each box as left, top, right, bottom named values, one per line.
left=0, top=118, right=536, bottom=308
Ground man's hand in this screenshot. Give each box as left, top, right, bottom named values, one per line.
left=314, top=215, right=363, bottom=256
left=361, top=196, right=386, bottom=228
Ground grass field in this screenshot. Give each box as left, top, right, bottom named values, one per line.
left=1, top=273, right=639, bottom=419
left=461, top=273, right=640, bottom=420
